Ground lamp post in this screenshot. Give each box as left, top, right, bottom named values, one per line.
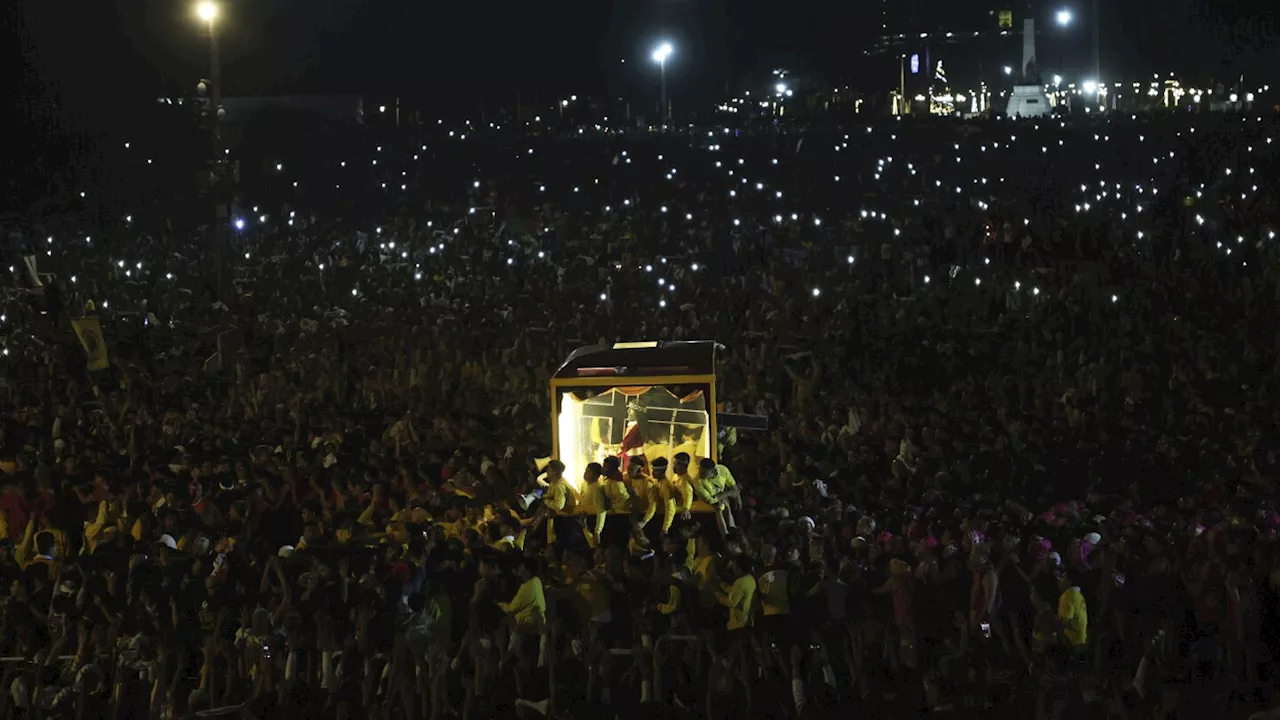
left=1055, top=6, right=1100, bottom=84
left=196, top=1, right=220, bottom=138
left=195, top=1, right=227, bottom=300
left=651, top=41, right=673, bottom=127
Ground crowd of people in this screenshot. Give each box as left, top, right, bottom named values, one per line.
left=1, top=103, right=1279, bottom=719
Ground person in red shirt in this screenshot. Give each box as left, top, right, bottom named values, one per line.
left=0, top=484, right=29, bottom=542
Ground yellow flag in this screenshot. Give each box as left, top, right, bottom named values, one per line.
left=72, top=317, right=110, bottom=371
left=998, top=10, right=1013, bottom=28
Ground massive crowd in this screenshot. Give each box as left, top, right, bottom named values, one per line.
left=1, top=104, right=1279, bottom=719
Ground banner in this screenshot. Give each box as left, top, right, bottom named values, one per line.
left=72, top=318, right=110, bottom=371
left=998, top=10, right=1013, bottom=28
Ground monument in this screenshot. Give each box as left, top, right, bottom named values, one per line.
left=1005, top=18, right=1053, bottom=118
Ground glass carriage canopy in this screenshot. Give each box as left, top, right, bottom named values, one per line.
left=550, top=341, right=717, bottom=492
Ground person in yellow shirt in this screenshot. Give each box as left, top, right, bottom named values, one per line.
left=717, top=557, right=756, bottom=632
left=600, top=457, right=631, bottom=514
left=694, top=458, right=740, bottom=534
left=672, top=453, right=698, bottom=496
left=500, top=557, right=547, bottom=628
left=1056, top=572, right=1088, bottom=650
left=536, top=460, right=576, bottom=544
left=577, top=463, right=609, bottom=548
left=645, top=458, right=692, bottom=535
left=83, top=499, right=125, bottom=553
left=626, top=456, right=658, bottom=528
left=558, top=551, right=612, bottom=633
left=757, top=545, right=797, bottom=651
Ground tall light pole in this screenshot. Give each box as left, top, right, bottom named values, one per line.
left=651, top=41, right=673, bottom=127
left=195, top=1, right=227, bottom=300
left=1090, top=0, right=1100, bottom=83
left=196, top=1, right=220, bottom=137
left=1055, top=6, right=1099, bottom=82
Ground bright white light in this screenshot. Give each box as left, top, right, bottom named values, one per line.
left=811, top=288, right=821, bottom=297
left=652, top=42, right=673, bottom=64
left=1033, top=287, right=1040, bottom=295
left=1083, top=80, right=1098, bottom=93
left=975, top=277, right=982, bottom=286
left=847, top=255, right=854, bottom=264
left=691, top=263, right=699, bottom=271
left=923, top=275, right=931, bottom=284
left=1056, top=9, right=1072, bottom=25
left=234, top=218, right=245, bottom=230
left=659, top=299, right=667, bottom=308
left=1111, top=294, right=1118, bottom=303
left=195, top=1, right=218, bottom=23
left=1003, top=66, right=1013, bottom=75
left=775, top=82, right=788, bottom=95
left=1053, top=74, right=1062, bottom=84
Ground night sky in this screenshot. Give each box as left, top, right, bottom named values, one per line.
left=6, top=0, right=1278, bottom=136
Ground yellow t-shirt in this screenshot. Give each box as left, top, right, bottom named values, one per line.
left=1057, top=586, right=1088, bottom=646
left=578, top=483, right=608, bottom=515
left=545, top=479, right=576, bottom=513
left=603, top=479, right=631, bottom=513
left=657, top=477, right=694, bottom=532
left=691, top=554, right=720, bottom=607
left=501, top=577, right=547, bottom=626
left=720, top=574, right=757, bottom=630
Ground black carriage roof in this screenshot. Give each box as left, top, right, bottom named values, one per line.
left=552, top=341, right=716, bottom=380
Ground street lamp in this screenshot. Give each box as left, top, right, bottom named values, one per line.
left=194, top=1, right=227, bottom=300
left=194, top=2, right=221, bottom=129
left=1056, top=4, right=1101, bottom=88
left=652, top=41, right=673, bottom=126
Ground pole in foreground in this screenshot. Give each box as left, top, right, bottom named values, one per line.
left=651, top=41, right=673, bottom=128
left=195, top=1, right=227, bottom=302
